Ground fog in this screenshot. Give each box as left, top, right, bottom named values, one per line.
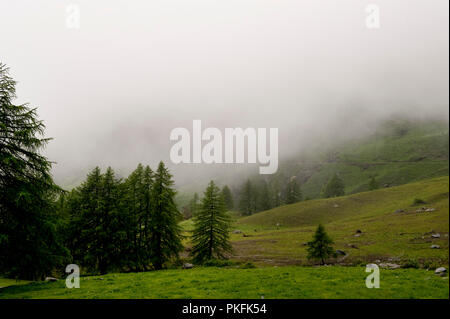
left=0, top=0, right=448, bottom=187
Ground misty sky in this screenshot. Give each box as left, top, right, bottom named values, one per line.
left=0, top=0, right=448, bottom=187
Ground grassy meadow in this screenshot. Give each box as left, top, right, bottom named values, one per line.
left=0, top=266, right=448, bottom=299
left=1, top=176, right=448, bottom=299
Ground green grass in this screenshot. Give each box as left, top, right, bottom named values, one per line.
left=226, top=177, right=449, bottom=267
left=0, top=266, right=448, bottom=299
left=0, top=278, right=31, bottom=289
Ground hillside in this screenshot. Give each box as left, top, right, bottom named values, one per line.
left=275, top=119, right=449, bottom=199
left=227, top=176, right=449, bottom=266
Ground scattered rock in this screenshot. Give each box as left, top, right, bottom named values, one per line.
left=333, top=204, right=339, bottom=208
left=425, top=208, right=436, bottom=212
left=45, top=277, right=58, bottom=282
left=431, top=233, right=441, bottom=239
left=183, top=263, right=194, bottom=269
left=435, top=267, right=447, bottom=275
left=430, top=245, right=441, bottom=249
left=379, top=263, right=401, bottom=269
left=335, top=249, right=346, bottom=256
left=346, top=244, right=359, bottom=249
left=356, top=230, right=362, bottom=234
left=232, top=230, right=242, bottom=234
left=354, top=233, right=361, bottom=237
left=394, top=209, right=404, bottom=213
left=302, top=242, right=308, bottom=246
left=243, top=233, right=252, bottom=237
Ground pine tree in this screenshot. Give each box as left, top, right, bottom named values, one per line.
left=191, top=181, right=232, bottom=263
left=286, top=179, right=302, bottom=204
left=221, top=185, right=234, bottom=211
left=368, top=176, right=379, bottom=191
left=149, top=161, right=183, bottom=270
left=0, top=63, right=67, bottom=280
left=257, top=180, right=272, bottom=211
left=189, top=192, right=200, bottom=217
left=239, top=179, right=256, bottom=215
left=66, top=167, right=123, bottom=274
left=123, top=164, right=153, bottom=271
left=306, top=224, right=335, bottom=265
left=322, top=173, right=345, bottom=198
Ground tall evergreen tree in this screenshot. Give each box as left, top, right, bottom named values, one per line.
left=257, top=180, right=272, bottom=211
left=221, top=185, right=234, bottom=211
left=189, top=192, right=200, bottom=217
left=0, top=63, right=67, bottom=280
left=239, top=179, right=256, bottom=215
left=322, top=173, right=345, bottom=198
left=191, top=181, right=232, bottom=263
left=306, top=224, right=334, bottom=265
left=66, top=167, right=124, bottom=274
left=286, top=178, right=302, bottom=204
left=368, top=176, right=379, bottom=191
left=123, top=164, right=154, bottom=271
left=149, top=161, right=183, bottom=270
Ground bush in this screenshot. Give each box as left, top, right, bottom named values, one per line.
left=401, top=259, right=419, bottom=269
left=412, top=198, right=426, bottom=205
left=240, top=262, right=256, bottom=269
left=203, top=259, right=235, bottom=267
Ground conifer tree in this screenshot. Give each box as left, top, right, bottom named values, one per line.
left=306, top=224, right=334, bottom=265
left=257, top=180, right=272, bottom=211
left=149, top=161, right=183, bottom=270
left=221, top=185, right=234, bottom=211
left=322, top=173, right=345, bottom=198
left=191, top=181, right=232, bottom=263
left=123, top=164, right=153, bottom=271
left=0, top=63, right=67, bottom=280
left=286, top=179, right=302, bottom=204
left=368, top=176, right=379, bottom=191
left=189, top=192, right=200, bottom=217
left=239, top=179, right=256, bottom=215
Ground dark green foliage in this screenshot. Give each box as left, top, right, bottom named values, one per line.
left=239, top=179, right=257, bottom=215
left=257, top=180, right=272, bottom=211
left=122, top=164, right=154, bottom=271
left=64, top=167, right=124, bottom=274
left=0, top=63, right=67, bottom=280
left=306, top=224, right=334, bottom=265
left=286, top=178, right=302, bottom=204
left=189, top=193, right=200, bottom=216
left=64, top=162, right=182, bottom=274
left=149, top=161, right=184, bottom=270
left=413, top=198, right=426, bottom=205
left=368, top=176, right=379, bottom=191
left=322, top=174, right=345, bottom=198
left=221, top=185, right=234, bottom=211
left=191, top=181, right=232, bottom=264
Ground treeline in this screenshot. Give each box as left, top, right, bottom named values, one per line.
left=1, top=63, right=233, bottom=279
left=59, top=163, right=183, bottom=274
left=185, top=173, right=347, bottom=217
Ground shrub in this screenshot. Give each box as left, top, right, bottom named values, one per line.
left=401, top=259, right=419, bottom=269
left=412, top=198, right=426, bottom=205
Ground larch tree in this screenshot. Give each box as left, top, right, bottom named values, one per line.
left=191, top=181, right=232, bottom=264
left=306, top=224, right=335, bottom=265
left=0, top=62, right=67, bottom=280
left=149, top=161, right=183, bottom=270
left=221, top=185, right=234, bottom=211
